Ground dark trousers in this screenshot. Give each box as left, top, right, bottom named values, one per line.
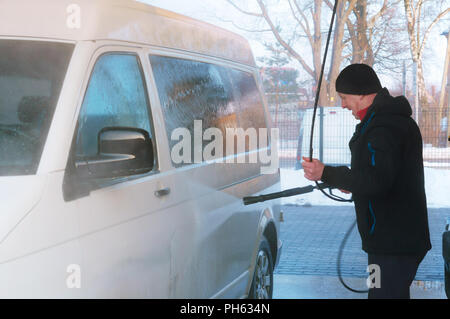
left=367, top=252, right=426, bottom=299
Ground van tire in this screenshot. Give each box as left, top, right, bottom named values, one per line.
left=248, top=236, right=273, bottom=299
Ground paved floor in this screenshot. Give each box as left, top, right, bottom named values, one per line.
left=273, top=205, right=449, bottom=299
left=273, top=274, right=447, bottom=299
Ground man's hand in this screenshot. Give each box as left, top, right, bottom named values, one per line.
left=301, top=156, right=325, bottom=181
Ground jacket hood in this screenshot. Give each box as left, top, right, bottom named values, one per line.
left=370, top=88, right=412, bottom=117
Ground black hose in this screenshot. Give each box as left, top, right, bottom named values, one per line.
left=336, top=220, right=369, bottom=293
left=308, top=0, right=368, bottom=294
left=308, top=0, right=351, bottom=203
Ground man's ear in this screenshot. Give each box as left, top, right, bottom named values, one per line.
left=361, top=93, right=377, bottom=106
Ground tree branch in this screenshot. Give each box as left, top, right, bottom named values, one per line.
left=225, top=0, right=263, bottom=17
left=404, top=0, right=418, bottom=60
left=256, top=0, right=315, bottom=77
left=324, top=0, right=333, bottom=10
left=288, top=0, right=313, bottom=46
left=344, top=0, right=358, bottom=21
left=418, top=7, right=450, bottom=56
left=368, top=0, right=388, bottom=28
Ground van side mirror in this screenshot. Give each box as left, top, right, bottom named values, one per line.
left=75, top=127, right=154, bottom=179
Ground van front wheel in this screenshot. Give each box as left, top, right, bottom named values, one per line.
left=248, top=237, right=273, bottom=299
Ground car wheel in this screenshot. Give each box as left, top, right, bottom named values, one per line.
left=248, top=236, right=273, bottom=299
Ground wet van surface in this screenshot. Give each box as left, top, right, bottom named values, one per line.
left=0, top=0, right=281, bottom=298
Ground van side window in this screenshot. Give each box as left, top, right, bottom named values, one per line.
left=75, top=54, right=154, bottom=161
left=149, top=55, right=267, bottom=167
left=228, top=69, right=267, bottom=134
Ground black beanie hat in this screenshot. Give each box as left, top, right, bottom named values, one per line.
left=335, top=63, right=382, bottom=95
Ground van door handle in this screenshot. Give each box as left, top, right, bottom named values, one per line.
left=154, top=187, right=171, bottom=198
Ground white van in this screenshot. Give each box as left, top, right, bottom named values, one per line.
left=296, top=107, right=359, bottom=168
left=0, top=0, right=282, bottom=298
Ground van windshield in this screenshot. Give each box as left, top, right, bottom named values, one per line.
left=0, top=40, right=74, bottom=176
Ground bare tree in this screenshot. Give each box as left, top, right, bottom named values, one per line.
left=336, top=0, right=411, bottom=89
left=225, top=0, right=362, bottom=105
left=224, top=0, right=408, bottom=106
left=344, top=0, right=395, bottom=65
left=403, top=0, right=450, bottom=123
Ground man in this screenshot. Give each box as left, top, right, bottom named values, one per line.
left=302, top=64, right=431, bottom=299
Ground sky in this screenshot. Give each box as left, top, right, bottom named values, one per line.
left=139, top=0, right=449, bottom=93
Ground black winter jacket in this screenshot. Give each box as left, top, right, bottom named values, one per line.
left=321, top=88, right=432, bottom=255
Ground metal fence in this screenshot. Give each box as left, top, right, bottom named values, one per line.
left=269, top=102, right=450, bottom=170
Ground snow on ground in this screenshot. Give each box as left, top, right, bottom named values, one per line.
left=423, top=168, right=450, bottom=208
left=280, top=168, right=353, bottom=207
left=281, top=167, right=450, bottom=208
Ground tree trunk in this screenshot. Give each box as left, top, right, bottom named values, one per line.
left=327, top=0, right=357, bottom=106
left=327, top=0, right=345, bottom=106
left=351, top=0, right=374, bottom=65
left=311, top=0, right=329, bottom=106
left=439, top=32, right=450, bottom=134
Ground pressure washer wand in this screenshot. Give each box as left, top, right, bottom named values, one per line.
left=243, top=182, right=333, bottom=205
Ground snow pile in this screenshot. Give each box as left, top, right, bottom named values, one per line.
left=280, top=168, right=353, bottom=207
left=424, top=168, right=450, bottom=208
left=281, top=167, right=450, bottom=208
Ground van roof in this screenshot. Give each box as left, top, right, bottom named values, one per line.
left=0, top=0, right=256, bottom=66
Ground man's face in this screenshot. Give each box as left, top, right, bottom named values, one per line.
left=338, top=93, right=363, bottom=119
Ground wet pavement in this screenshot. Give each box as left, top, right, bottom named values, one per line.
left=273, top=205, right=449, bottom=299
left=273, top=274, right=446, bottom=299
